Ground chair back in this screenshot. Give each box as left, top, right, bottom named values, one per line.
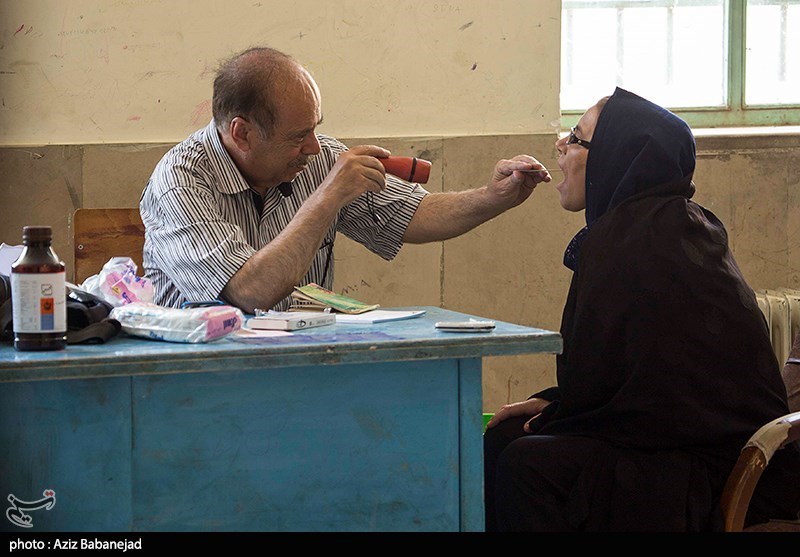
left=720, top=412, right=800, bottom=531
left=720, top=333, right=800, bottom=532
left=73, top=208, right=145, bottom=284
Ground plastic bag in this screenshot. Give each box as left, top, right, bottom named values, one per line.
left=110, top=302, right=244, bottom=343
left=79, top=257, right=154, bottom=308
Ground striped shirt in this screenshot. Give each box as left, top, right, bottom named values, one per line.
left=139, top=121, right=428, bottom=311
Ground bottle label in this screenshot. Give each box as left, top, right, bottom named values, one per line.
left=10, top=272, right=67, bottom=333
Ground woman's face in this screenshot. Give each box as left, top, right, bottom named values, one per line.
left=554, top=103, right=602, bottom=212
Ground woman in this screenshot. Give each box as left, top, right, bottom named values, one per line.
left=484, top=88, right=800, bottom=531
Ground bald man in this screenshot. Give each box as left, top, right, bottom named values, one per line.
left=140, top=46, right=550, bottom=313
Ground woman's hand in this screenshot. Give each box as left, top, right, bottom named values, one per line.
left=485, top=397, right=551, bottom=432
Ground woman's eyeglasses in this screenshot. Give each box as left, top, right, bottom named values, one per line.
left=566, top=127, right=591, bottom=150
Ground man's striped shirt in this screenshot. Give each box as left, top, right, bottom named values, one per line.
left=139, top=121, right=428, bottom=311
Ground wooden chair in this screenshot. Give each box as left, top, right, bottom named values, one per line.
left=719, top=412, right=800, bottom=531
left=73, top=208, right=145, bottom=285
left=720, top=333, right=800, bottom=532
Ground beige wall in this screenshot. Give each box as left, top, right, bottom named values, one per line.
left=1, top=1, right=798, bottom=412
left=0, top=0, right=560, bottom=145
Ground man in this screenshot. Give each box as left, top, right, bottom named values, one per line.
left=140, top=46, right=550, bottom=313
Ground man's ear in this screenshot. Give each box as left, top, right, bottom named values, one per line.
left=229, top=117, right=253, bottom=151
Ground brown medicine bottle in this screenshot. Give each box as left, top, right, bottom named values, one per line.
left=11, top=226, right=67, bottom=351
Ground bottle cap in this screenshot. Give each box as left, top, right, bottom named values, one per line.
left=22, top=226, right=53, bottom=243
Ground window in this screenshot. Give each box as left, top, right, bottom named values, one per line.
left=561, top=0, right=800, bottom=127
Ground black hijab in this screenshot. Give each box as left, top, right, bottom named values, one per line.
left=538, top=90, right=800, bottom=531
left=563, top=88, right=697, bottom=270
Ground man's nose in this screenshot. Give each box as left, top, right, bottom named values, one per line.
left=302, top=132, right=321, bottom=155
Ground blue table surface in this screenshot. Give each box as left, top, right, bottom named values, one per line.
left=0, top=306, right=562, bottom=382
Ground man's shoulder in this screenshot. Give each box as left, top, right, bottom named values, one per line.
left=152, top=127, right=212, bottom=174
left=145, top=126, right=214, bottom=195
left=165, top=126, right=211, bottom=159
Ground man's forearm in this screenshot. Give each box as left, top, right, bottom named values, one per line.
left=403, top=188, right=510, bottom=243
left=221, top=193, right=339, bottom=312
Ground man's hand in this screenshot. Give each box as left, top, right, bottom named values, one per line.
left=403, top=153, right=552, bottom=244
left=318, top=144, right=392, bottom=206
left=488, top=155, right=551, bottom=209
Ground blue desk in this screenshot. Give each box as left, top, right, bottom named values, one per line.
left=0, top=306, right=561, bottom=532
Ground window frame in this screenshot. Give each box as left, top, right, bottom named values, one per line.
left=559, top=0, right=800, bottom=129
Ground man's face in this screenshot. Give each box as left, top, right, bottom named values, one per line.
left=241, top=70, right=323, bottom=190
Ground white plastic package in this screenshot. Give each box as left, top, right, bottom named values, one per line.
left=110, top=302, right=244, bottom=343
left=79, top=257, right=154, bottom=308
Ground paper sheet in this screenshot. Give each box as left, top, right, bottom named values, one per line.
left=0, top=243, right=23, bottom=276
left=335, top=310, right=426, bottom=324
